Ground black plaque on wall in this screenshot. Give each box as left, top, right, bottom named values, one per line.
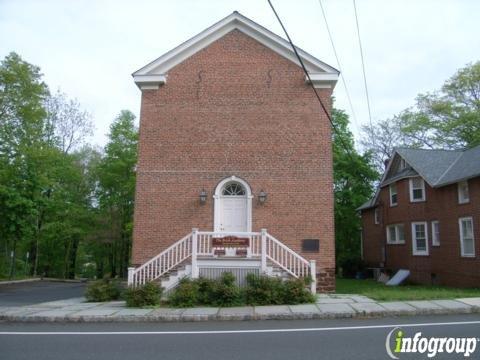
left=302, top=239, right=320, bottom=252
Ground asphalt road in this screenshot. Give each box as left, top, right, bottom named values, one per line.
left=1, top=314, right=479, bottom=360
left=0, top=281, right=86, bottom=306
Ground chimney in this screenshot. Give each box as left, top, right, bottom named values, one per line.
left=384, top=158, right=390, bottom=170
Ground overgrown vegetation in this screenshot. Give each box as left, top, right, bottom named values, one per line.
left=124, top=282, right=163, bottom=307
left=168, top=273, right=314, bottom=308
left=84, top=278, right=122, bottom=302
left=336, top=278, right=480, bottom=301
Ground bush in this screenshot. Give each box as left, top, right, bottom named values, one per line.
left=85, top=278, right=121, bottom=302
left=124, top=282, right=163, bottom=307
left=169, top=272, right=314, bottom=307
left=211, top=272, right=242, bottom=307
left=281, top=277, right=316, bottom=304
left=196, top=277, right=217, bottom=305
left=169, top=278, right=200, bottom=307
left=244, top=274, right=284, bottom=305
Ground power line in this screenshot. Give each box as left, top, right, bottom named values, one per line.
left=352, top=0, right=374, bottom=131
left=318, top=0, right=360, bottom=133
left=266, top=0, right=356, bottom=161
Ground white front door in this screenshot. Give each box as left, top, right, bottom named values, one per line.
left=220, top=197, right=247, bottom=232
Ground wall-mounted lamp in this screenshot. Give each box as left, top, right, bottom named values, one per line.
left=258, top=189, right=267, bottom=204
left=199, top=189, right=207, bottom=204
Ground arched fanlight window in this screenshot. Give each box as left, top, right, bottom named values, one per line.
left=222, top=182, right=246, bottom=196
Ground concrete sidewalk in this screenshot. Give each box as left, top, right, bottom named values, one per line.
left=1, top=294, right=479, bottom=322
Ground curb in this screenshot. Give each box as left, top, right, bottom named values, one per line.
left=0, top=278, right=41, bottom=286
left=1, top=306, right=479, bottom=323
left=0, top=278, right=86, bottom=286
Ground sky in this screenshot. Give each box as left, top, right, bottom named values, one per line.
left=1, top=0, right=479, bottom=147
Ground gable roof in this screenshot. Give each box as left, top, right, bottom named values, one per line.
left=132, top=11, right=339, bottom=89
left=385, top=146, right=480, bottom=187
left=359, top=144, right=480, bottom=211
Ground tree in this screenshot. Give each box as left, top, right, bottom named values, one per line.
left=0, top=52, right=50, bottom=278
left=332, top=108, right=378, bottom=276
left=45, top=90, right=94, bottom=154
left=361, top=61, right=480, bottom=172
left=94, top=110, right=138, bottom=278
left=0, top=52, right=97, bottom=279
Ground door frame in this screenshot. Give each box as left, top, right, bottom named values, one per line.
left=213, top=176, right=253, bottom=233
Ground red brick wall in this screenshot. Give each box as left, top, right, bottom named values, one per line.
left=361, top=177, right=480, bottom=287
left=132, top=30, right=335, bottom=291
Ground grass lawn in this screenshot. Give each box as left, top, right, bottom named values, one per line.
left=336, top=277, right=480, bottom=301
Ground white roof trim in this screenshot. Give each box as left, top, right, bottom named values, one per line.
left=132, top=11, right=339, bottom=89
left=133, top=75, right=166, bottom=90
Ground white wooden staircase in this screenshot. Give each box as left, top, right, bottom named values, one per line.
left=128, top=229, right=317, bottom=294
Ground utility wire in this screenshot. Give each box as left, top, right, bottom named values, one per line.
left=352, top=0, right=374, bottom=131
left=266, top=0, right=356, bottom=161
left=318, top=0, right=360, bottom=133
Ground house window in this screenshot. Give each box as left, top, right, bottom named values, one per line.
left=386, top=224, right=405, bottom=244
left=459, top=217, right=475, bottom=257
left=412, top=222, right=429, bottom=256
left=222, top=182, right=246, bottom=196
left=374, top=208, right=380, bottom=225
left=400, top=158, right=407, bottom=170
left=389, top=183, right=398, bottom=206
left=409, top=177, right=425, bottom=202
left=458, top=181, right=470, bottom=204
left=432, top=221, right=440, bottom=246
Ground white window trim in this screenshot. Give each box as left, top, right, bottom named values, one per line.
left=431, top=221, right=440, bottom=246
left=389, top=183, right=398, bottom=207
left=409, top=177, right=426, bottom=202
left=458, top=181, right=470, bottom=204
left=374, top=208, right=380, bottom=225
left=459, top=217, right=475, bottom=258
left=412, top=221, right=429, bottom=256
left=386, top=224, right=405, bottom=244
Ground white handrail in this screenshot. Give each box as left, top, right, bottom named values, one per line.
left=128, top=232, right=192, bottom=287
left=128, top=229, right=316, bottom=294
left=265, top=233, right=312, bottom=280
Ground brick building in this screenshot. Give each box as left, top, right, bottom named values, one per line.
left=128, top=12, right=339, bottom=293
left=359, top=146, right=480, bottom=287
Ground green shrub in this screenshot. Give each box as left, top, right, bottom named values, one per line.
left=211, top=272, right=242, bottom=307
left=196, top=277, right=216, bottom=304
left=124, top=282, right=163, bottom=307
left=281, top=277, right=315, bottom=304
left=85, top=278, right=121, bottom=302
left=169, top=273, right=314, bottom=307
left=169, top=278, right=200, bottom=307
left=244, top=274, right=284, bottom=305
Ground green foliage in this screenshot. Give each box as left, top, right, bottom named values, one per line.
left=244, top=274, right=315, bottom=305
left=169, top=274, right=242, bottom=307
left=361, top=61, right=480, bottom=172
left=85, top=279, right=122, bottom=302
left=244, top=273, right=284, bottom=305
left=0, top=52, right=137, bottom=281
left=124, top=282, right=163, bottom=307
left=336, top=278, right=480, bottom=302
left=169, top=273, right=314, bottom=307
left=332, top=108, right=378, bottom=275
left=168, top=278, right=200, bottom=308
left=282, top=277, right=316, bottom=304
left=92, top=110, right=138, bottom=278
left=210, top=272, right=242, bottom=307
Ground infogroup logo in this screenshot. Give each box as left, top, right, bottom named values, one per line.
left=385, top=327, right=479, bottom=359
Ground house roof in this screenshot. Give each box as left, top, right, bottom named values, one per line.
left=387, top=146, right=480, bottom=187
left=132, top=11, right=339, bottom=89
left=358, top=144, right=480, bottom=211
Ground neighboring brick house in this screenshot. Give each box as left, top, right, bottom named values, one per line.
left=359, top=146, right=480, bottom=287
left=128, top=12, right=339, bottom=293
